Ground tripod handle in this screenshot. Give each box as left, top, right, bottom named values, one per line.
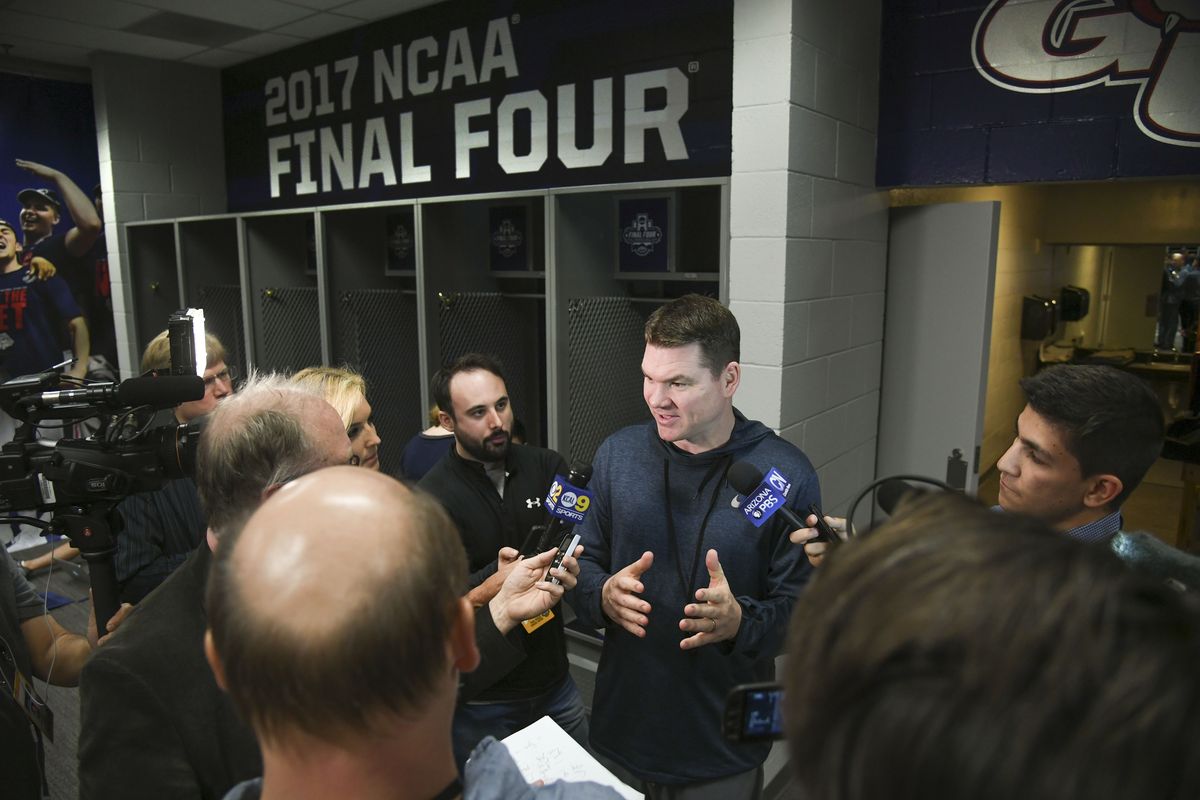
left=80, top=547, right=120, bottom=634
left=54, top=508, right=123, bottom=634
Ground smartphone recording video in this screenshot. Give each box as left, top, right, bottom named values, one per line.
left=723, top=682, right=784, bottom=742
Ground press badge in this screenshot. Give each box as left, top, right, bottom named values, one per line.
left=521, top=609, right=554, bottom=633
left=12, top=670, right=54, bottom=742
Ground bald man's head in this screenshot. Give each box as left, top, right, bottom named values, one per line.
left=205, top=467, right=470, bottom=746
left=195, top=372, right=351, bottom=537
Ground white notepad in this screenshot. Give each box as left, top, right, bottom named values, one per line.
left=501, top=715, right=643, bottom=800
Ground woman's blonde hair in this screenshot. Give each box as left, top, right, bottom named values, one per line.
left=290, top=365, right=367, bottom=429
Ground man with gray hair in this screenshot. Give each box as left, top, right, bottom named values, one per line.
left=77, top=373, right=594, bottom=798
left=77, top=373, right=353, bottom=800
left=209, top=467, right=619, bottom=800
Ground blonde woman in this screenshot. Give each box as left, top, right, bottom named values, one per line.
left=291, top=366, right=382, bottom=470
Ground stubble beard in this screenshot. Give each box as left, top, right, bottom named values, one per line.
left=459, top=430, right=510, bottom=464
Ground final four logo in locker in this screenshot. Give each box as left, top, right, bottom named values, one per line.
left=488, top=205, right=528, bottom=270
left=617, top=195, right=670, bottom=272
left=491, top=217, right=523, bottom=258
left=622, top=212, right=663, bottom=257
left=388, top=219, right=411, bottom=260
left=385, top=208, right=416, bottom=273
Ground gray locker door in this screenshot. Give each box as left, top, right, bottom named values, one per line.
left=197, top=284, right=247, bottom=380
left=334, top=288, right=422, bottom=475
left=259, top=287, right=323, bottom=373
left=566, top=297, right=653, bottom=464
left=438, top=292, right=543, bottom=445
left=877, top=201, right=1000, bottom=494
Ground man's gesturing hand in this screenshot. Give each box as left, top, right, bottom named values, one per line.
left=601, top=551, right=653, bottom=638
left=679, top=549, right=742, bottom=651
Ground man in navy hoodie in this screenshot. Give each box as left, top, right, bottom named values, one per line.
left=572, top=294, right=818, bottom=798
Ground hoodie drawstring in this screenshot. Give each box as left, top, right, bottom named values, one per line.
left=662, top=453, right=731, bottom=599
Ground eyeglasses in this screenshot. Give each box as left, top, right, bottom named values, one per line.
left=203, top=366, right=238, bottom=389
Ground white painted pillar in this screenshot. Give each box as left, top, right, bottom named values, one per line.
left=730, top=0, right=888, bottom=511
left=91, top=53, right=228, bottom=377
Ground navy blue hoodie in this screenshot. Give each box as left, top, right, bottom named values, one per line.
left=571, top=411, right=817, bottom=784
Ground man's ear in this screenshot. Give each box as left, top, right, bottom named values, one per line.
left=448, top=597, right=480, bottom=674
left=438, top=410, right=455, bottom=433
left=204, top=630, right=228, bottom=691
left=1082, top=473, right=1123, bottom=510
left=721, top=361, right=741, bottom=398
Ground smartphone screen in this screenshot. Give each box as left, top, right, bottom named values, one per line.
left=724, top=682, right=785, bottom=742
left=742, top=686, right=784, bottom=739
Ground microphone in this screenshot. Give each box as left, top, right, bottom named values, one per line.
left=540, top=463, right=593, bottom=586
left=727, top=461, right=836, bottom=542
left=843, top=474, right=959, bottom=536
left=36, top=375, right=205, bottom=408
left=727, top=461, right=808, bottom=531
left=118, top=375, right=206, bottom=405
left=516, top=463, right=592, bottom=557
left=876, top=479, right=932, bottom=515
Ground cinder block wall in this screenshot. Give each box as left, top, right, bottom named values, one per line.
left=875, top=2, right=1193, bottom=185
left=91, top=52, right=227, bottom=376
left=729, top=0, right=887, bottom=513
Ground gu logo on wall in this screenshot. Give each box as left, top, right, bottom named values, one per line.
left=973, top=0, right=1200, bottom=147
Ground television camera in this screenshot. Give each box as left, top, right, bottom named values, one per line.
left=0, top=314, right=208, bottom=629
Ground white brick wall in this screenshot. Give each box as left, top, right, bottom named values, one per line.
left=90, top=53, right=228, bottom=377
left=731, top=0, right=887, bottom=513
left=788, top=107, right=837, bottom=178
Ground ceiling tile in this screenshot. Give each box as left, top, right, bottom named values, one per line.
left=273, top=12, right=363, bottom=39
left=330, top=0, right=439, bottom=22
left=2, top=10, right=206, bottom=60
left=131, top=0, right=312, bottom=29
left=0, top=0, right=443, bottom=69
left=182, top=48, right=250, bottom=68
left=1, top=39, right=92, bottom=68
left=125, top=13, right=261, bottom=48
left=277, top=0, right=362, bottom=11
left=6, top=0, right=157, bottom=30
left=90, top=28, right=208, bottom=60
left=222, top=31, right=307, bottom=56
left=0, top=53, right=92, bottom=80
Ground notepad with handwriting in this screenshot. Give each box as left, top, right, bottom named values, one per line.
left=501, top=715, right=643, bottom=800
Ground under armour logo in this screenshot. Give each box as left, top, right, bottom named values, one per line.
left=525, top=497, right=541, bottom=509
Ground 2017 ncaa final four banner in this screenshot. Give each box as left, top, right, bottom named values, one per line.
left=222, top=0, right=733, bottom=212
